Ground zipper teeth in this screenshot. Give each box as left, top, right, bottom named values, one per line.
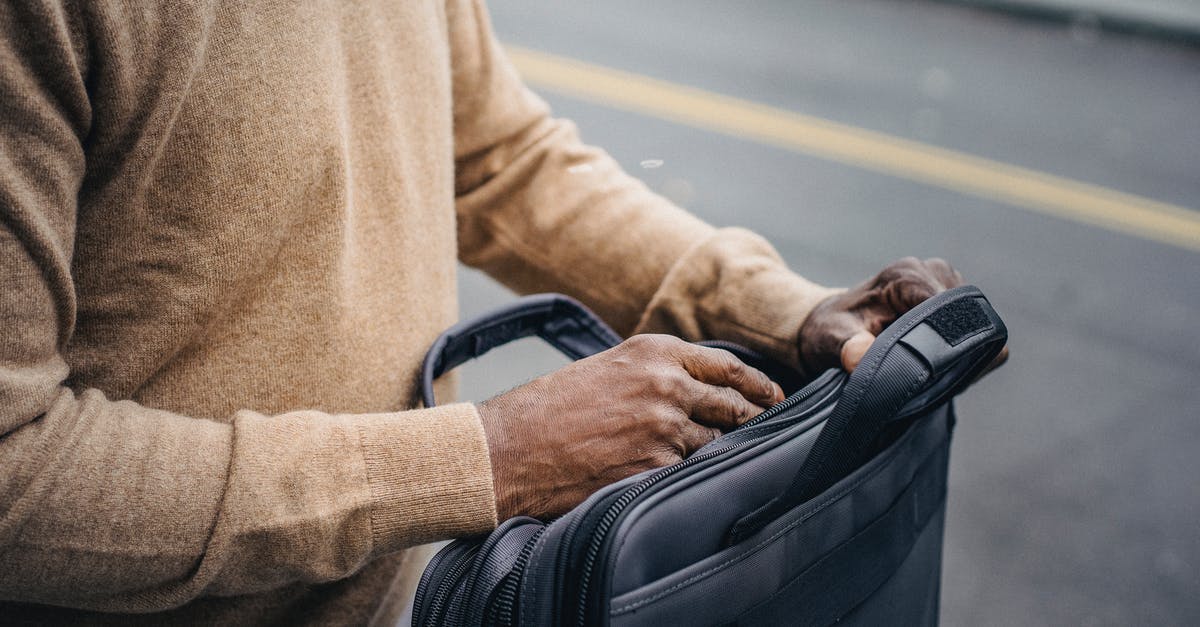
left=740, top=370, right=838, bottom=430
left=548, top=491, right=603, bottom=625
left=424, top=545, right=478, bottom=626
left=571, top=371, right=841, bottom=626
left=493, top=526, right=547, bottom=627
left=573, top=443, right=739, bottom=626
left=413, top=544, right=460, bottom=623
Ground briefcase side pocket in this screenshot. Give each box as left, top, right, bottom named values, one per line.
left=607, top=405, right=951, bottom=627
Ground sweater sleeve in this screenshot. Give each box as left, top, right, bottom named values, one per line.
left=447, top=0, right=839, bottom=366
left=0, top=2, right=496, bottom=612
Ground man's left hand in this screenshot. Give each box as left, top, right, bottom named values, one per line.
left=797, top=256, right=1009, bottom=375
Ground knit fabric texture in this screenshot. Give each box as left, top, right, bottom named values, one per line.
left=0, top=0, right=837, bottom=623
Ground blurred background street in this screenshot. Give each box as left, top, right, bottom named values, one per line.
left=452, top=1, right=1200, bottom=624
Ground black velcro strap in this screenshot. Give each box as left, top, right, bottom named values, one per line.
left=924, top=297, right=991, bottom=346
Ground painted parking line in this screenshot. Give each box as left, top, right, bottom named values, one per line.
left=506, top=45, right=1200, bottom=254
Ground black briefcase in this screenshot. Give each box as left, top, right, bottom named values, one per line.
left=414, top=285, right=1007, bottom=627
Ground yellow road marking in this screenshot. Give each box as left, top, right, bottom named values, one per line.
left=506, top=45, right=1200, bottom=254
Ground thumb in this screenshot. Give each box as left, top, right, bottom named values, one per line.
left=840, top=331, right=876, bottom=372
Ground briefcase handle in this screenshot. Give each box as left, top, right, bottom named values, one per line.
left=421, top=294, right=799, bottom=408
left=420, top=294, right=623, bottom=407
left=727, top=284, right=1008, bottom=544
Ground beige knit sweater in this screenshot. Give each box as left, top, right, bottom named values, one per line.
left=0, top=0, right=835, bottom=624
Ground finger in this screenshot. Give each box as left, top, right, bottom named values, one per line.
left=994, top=345, right=1010, bottom=369
left=681, top=379, right=767, bottom=430
left=674, top=345, right=783, bottom=407
left=673, top=418, right=722, bottom=456
left=875, top=257, right=942, bottom=315
left=840, top=330, right=876, bottom=372
left=970, top=345, right=1010, bottom=384
left=923, top=257, right=964, bottom=289
left=799, top=302, right=870, bottom=374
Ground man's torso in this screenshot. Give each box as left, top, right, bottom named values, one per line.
left=8, top=1, right=461, bottom=623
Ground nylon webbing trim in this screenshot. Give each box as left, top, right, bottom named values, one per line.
left=734, top=439, right=950, bottom=626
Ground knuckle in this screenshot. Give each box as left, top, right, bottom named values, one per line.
left=926, top=257, right=964, bottom=286
left=650, top=333, right=682, bottom=348
left=650, top=406, right=684, bottom=435
left=674, top=418, right=701, bottom=445
left=711, top=388, right=742, bottom=423
left=684, top=426, right=719, bottom=455
left=627, top=334, right=686, bottom=359
left=730, top=391, right=758, bottom=422
left=649, top=368, right=686, bottom=398
left=746, top=367, right=771, bottom=393
left=876, top=256, right=920, bottom=283
left=623, top=334, right=656, bottom=352
left=709, top=351, right=743, bottom=384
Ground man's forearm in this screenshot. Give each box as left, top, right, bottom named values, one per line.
left=0, top=385, right=495, bottom=612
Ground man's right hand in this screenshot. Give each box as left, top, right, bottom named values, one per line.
left=476, top=334, right=784, bottom=521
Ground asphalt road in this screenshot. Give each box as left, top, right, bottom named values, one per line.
left=453, top=2, right=1200, bottom=624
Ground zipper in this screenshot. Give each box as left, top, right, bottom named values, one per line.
left=547, top=476, right=638, bottom=627
left=572, top=443, right=739, bottom=625
left=490, top=525, right=547, bottom=626
left=570, top=370, right=844, bottom=626
left=417, top=541, right=480, bottom=626
left=413, top=543, right=456, bottom=623
left=415, top=370, right=844, bottom=627
left=738, top=369, right=840, bottom=430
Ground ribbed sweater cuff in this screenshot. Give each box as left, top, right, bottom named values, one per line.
left=357, top=403, right=498, bottom=553
left=634, top=227, right=842, bottom=369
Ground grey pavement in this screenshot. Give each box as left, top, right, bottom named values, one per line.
left=454, top=2, right=1200, bottom=625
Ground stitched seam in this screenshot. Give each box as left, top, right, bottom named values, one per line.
left=610, top=418, right=934, bottom=615
left=571, top=308, right=622, bottom=348
left=732, top=455, right=950, bottom=623
left=353, top=424, right=380, bottom=556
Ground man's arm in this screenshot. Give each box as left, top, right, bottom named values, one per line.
left=0, top=3, right=796, bottom=610
left=0, top=3, right=499, bottom=611
left=447, top=0, right=839, bottom=367
left=446, top=1, right=999, bottom=378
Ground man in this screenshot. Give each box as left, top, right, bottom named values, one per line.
left=0, top=0, right=976, bottom=624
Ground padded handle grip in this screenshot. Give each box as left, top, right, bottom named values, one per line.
left=727, top=285, right=1007, bottom=544
left=420, top=294, right=622, bottom=407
